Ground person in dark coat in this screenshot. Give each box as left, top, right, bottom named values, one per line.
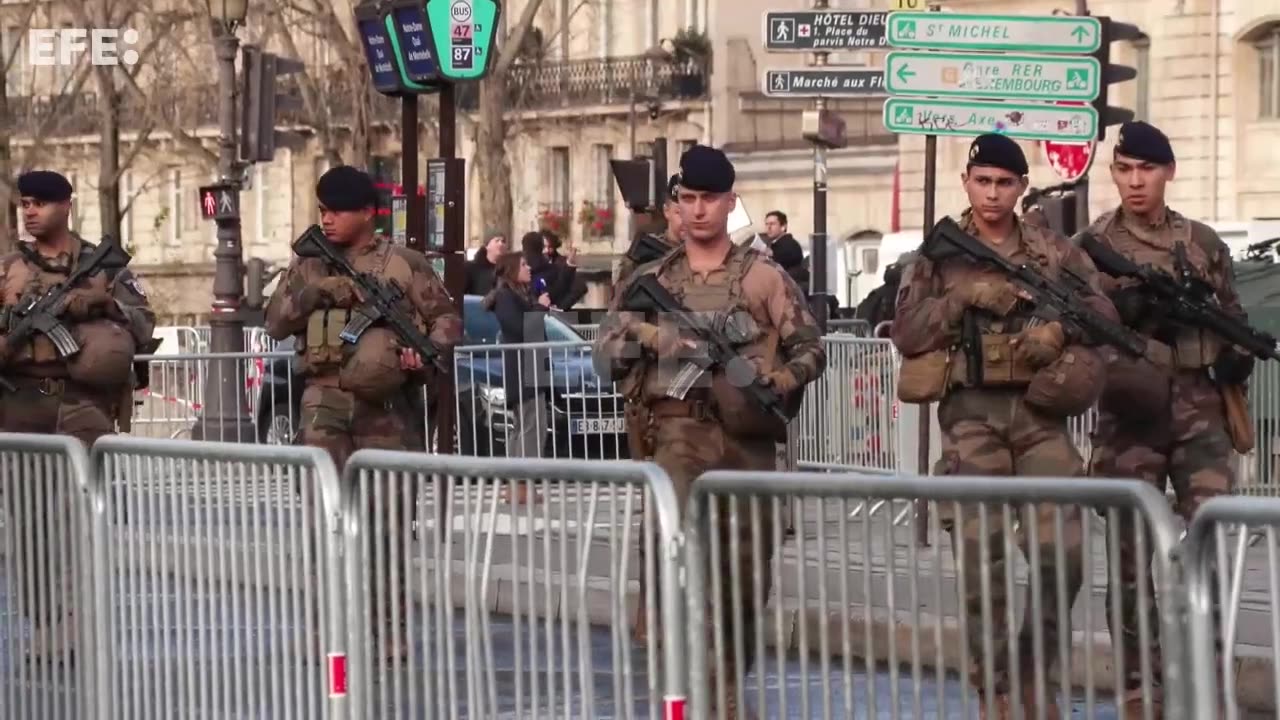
left=483, top=252, right=551, bottom=501
left=522, top=231, right=578, bottom=309
left=763, top=210, right=810, bottom=290
left=464, top=230, right=507, bottom=295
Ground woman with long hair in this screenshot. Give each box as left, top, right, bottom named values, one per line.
left=483, top=252, right=551, bottom=502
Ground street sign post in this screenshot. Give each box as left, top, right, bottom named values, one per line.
left=883, top=98, right=1098, bottom=142
left=385, top=0, right=440, bottom=89
left=884, top=51, right=1100, bottom=101
left=355, top=0, right=403, bottom=95
left=887, top=12, right=1102, bottom=53
left=425, top=0, right=501, bottom=81
left=763, top=10, right=888, bottom=52
left=763, top=69, right=885, bottom=97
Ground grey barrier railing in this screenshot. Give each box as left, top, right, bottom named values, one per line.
left=1184, top=496, right=1280, bottom=720
left=86, top=437, right=346, bottom=720
left=683, top=471, right=1187, bottom=720
left=0, top=434, right=95, bottom=720
left=339, top=450, right=686, bottom=720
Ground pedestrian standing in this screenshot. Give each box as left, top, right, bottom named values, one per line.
left=464, top=229, right=507, bottom=296
left=891, top=135, right=1116, bottom=718
left=594, top=145, right=825, bottom=719
left=483, top=251, right=552, bottom=469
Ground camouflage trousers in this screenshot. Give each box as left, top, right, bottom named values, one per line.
left=935, top=388, right=1085, bottom=697
left=649, top=412, right=777, bottom=713
left=0, top=377, right=117, bottom=644
left=299, top=383, right=421, bottom=653
left=1089, top=369, right=1234, bottom=696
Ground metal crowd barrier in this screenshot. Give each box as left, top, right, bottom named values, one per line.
left=683, top=471, right=1186, bottom=720
left=86, top=437, right=345, bottom=719
left=340, top=450, right=685, bottom=719
left=791, top=336, right=900, bottom=472
left=1184, top=496, right=1280, bottom=720
left=133, top=351, right=295, bottom=444
left=827, top=319, right=872, bottom=337
left=453, top=341, right=627, bottom=462
left=0, top=435, right=95, bottom=720
left=569, top=323, right=600, bottom=341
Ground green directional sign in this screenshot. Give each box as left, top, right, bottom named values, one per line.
left=425, top=0, right=500, bottom=81
left=882, top=98, right=1098, bottom=142
left=885, top=52, right=1101, bottom=101
left=887, top=12, right=1102, bottom=53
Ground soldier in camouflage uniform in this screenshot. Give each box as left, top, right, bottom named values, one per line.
left=615, top=173, right=684, bottom=288
left=1084, top=121, right=1252, bottom=718
left=594, top=146, right=825, bottom=718
left=892, top=135, right=1119, bottom=719
left=0, top=170, right=156, bottom=662
left=265, top=166, right=461, bottom=468
left=265, top=167, right=460, bottom=658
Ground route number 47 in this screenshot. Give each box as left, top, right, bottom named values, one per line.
left=452, top=23, right=482, bottom=39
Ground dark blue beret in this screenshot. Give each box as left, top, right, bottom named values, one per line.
left=17, top=171, right=72, bottom=202
left=316, top=166, right=378, bottom=211
left=967, top=134, right=1028, bottom=176
left=1115, top=121, right=1174, bottom=165
left=666, top=173, right=681, bottom=201
left=678, top=145, right=735, bottom=193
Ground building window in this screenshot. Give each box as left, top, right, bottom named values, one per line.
left=1133, top=36, right=1150, bottom=121
left=547, top=146, right=570, bottom=210
left=861, top=247, right=879, bottom=277
left=3, top=26, right=25, bottom=95
left=255, top=163, right=269, bottom=246
left=592, top=144, right=613, bottom=201
left=1258, top=28, right=1280, bottom=119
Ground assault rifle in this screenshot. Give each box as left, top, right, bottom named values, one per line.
left=922, top=217, right=1148, bottom=358
left=292, top=225, right=441, bottom=366
left=1078, top=234, right=1279, bottom=361
left=624, top=233, right=674, bottom=267
left=622, top=275, right=789, bottom=423
left=0, top=235, right=133, bottom=391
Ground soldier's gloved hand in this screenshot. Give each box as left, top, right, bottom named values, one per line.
left=762, top=367, right=801, bottom=394
left=1109, top=286, right=1151, bottom=327
left=633, top=322, right=689, bottom=357
left=1214, top=348, right=1256, bottom=385
left=61, top=286, right=114, bottom=319
left=962, top=280, right=1020, bottom=316
left=1012, top=321, right=1065, bottom=369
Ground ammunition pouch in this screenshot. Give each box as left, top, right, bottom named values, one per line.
left=66, top=319, right=137, bottom=389
left=1099, top=355, right=1171, bottom=418
left=896, top=349, right=952, bottom=403
left=304, top=309, right=351, bottom=368
left=946, top=333, right=1036, bottom=390
left=709, top=375, right=789, bottom=441
left=337, top=326, right=407, bottom=403
left=1023, top=345, right=1104, bottom=418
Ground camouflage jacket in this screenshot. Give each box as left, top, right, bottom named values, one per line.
left=593, top=240, right=826, bottom=404
left=0, top=236, right=155, bottom=366
left=892, top=210, right=1117, bottom=358
left=264, top=235, right=462, bottom=352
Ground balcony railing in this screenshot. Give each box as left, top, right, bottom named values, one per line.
left=457, top=54, right=710, bottom=112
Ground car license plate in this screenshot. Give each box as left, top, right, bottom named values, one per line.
left=571, top=417, right=625, bottom=435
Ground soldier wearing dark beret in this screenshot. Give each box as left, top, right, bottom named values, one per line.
left=594, top=144, right=826, bottom=717
left=266, top=165, right=461, bottom=659
left=892, top=132, right=1122, bottom=716
left=1084, top=121, right=1248, bottom=717
left=0, top=169, right=156, bottom=661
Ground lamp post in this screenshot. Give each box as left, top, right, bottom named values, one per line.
left=192, top=0, right=255, bottom=442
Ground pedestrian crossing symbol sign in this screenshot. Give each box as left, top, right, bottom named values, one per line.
left=770, top=18, right=795, bottom=45
left=769, top=71, right=790, bottom=92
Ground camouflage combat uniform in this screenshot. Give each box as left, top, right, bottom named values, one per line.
left=892, top=211, right=1115, bottom=707
left=1084, top=206, right=1243, bottom=704
left=616, top=230, right=680, bottom=463
left=594, top=242, right=825, bottom=709
left=0, top=236, right=155, bottom=660
left=265, top=235, right=461, bottom=468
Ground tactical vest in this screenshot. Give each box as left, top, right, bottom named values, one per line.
left=640, top=245, right=791, bottom=438
left=0, top=242, right=119, bottom=371
left=1091, top=209, right=1222, bottom=369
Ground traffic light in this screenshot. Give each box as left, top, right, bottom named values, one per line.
left=240, top=45, right=306, bottom=163
left=1091, top=16, right=1142, bottom=141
